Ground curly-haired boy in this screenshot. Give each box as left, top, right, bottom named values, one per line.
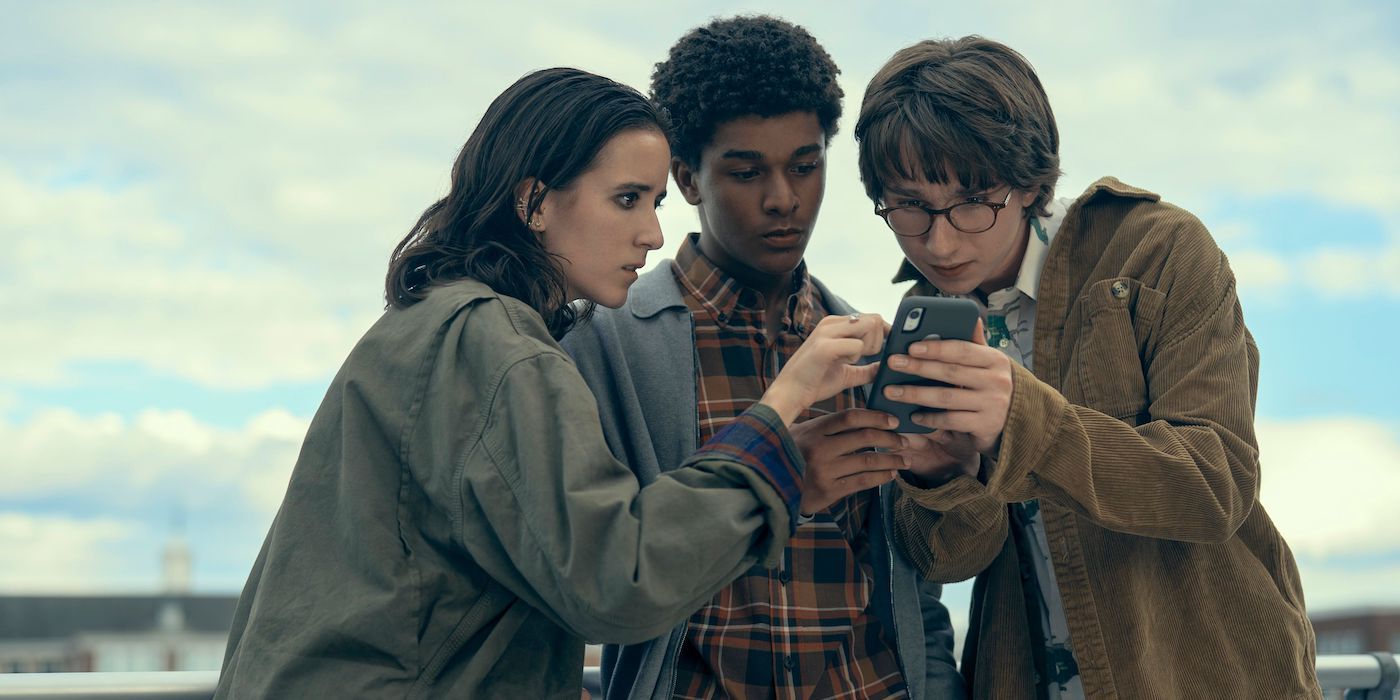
left=562, top=14, right=965, bottom=700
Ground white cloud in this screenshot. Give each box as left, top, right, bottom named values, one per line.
left=1225, top=249, right=1292, bottom=296
left=1214, top=243, right=1400, bottom=302
left=0, top=404, right=312, bottom=592
left=1294, top=559, right=1400, bottom=614
left=0, top=407, right=305, bottom=514
left=1258, top=417, right=1400, bottom=559
left=1041, top=26, right=1398, bottom=223
left=1304, top=247, right=1400, bottom=297
left=0, top=1, right=1394, bottom=392
left=0, top=514, right=139, bottom=592
left=0, top=167, right=383, bottom=388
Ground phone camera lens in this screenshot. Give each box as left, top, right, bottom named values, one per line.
left=902, top=307, right=923, bottom=333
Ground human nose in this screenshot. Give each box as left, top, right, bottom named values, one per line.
left=923, top=213, right=960, bottom=258
left=639, top=211, right=664, bottom=250
left=763, top=176, right=799, bottom=216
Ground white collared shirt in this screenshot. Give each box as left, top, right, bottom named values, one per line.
left=945, top=197, right=1086, bottom=699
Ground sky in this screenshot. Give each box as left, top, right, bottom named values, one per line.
left=1, top=0, right=1397, bottom=644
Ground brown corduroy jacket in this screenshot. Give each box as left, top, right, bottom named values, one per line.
left=892, top=178, right=1320, bottom=699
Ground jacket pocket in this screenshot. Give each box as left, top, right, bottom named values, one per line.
left=409, top=579, right=517, bottom=698
left=1072, top=277, right=1165, bottom=423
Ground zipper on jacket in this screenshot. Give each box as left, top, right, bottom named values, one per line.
left=885, top=500, right=909, bottom=693
left=665, top=622, right=687, bottom=699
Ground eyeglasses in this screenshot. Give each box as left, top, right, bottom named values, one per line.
left=875, top=188, right=1015, bottom=236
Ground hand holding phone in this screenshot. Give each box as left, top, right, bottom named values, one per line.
left=865, top=296, right=980, bottom=433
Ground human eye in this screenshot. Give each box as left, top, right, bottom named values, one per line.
left=730, top=169, right=760, bottom=182
left=616, top=192, right=640, bottom=208
left=653, top=192, right=667, bottom=209
left=790, top=160, right=821, bottom=176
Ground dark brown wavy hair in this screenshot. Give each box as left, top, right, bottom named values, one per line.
left=855, top=36, right=1062, bottom=218
left=385, top=67, right=668, bottom=337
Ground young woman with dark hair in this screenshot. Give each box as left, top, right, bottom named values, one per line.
left=215, top=67, right=887, bottom=698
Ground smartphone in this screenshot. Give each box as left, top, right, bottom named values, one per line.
left=866, top=296, right=981, bottom=433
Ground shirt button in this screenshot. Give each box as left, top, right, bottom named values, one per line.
left=778, top=570, right=791, bottom=585
left=783, top=655, right=796, bottom=670
left=998, top=338, right=1010, bottom=348
left=1111, top=281, right=1129, bottom=299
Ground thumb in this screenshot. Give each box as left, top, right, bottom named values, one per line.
left=847, top=361, right=881, bottom=387
left=972, top=318, right=989, bottom=347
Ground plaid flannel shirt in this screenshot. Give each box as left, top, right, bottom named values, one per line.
left=668, top=235, right=908, bottom=699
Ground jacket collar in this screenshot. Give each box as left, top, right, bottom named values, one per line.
left=627, top=259, right=857, bottom=319
left=627, top=264, right=688, bottom=319
left=670, top=233, right=823, bottom=334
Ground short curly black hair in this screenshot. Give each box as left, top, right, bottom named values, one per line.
left=651, top=15, right=843, bottom=167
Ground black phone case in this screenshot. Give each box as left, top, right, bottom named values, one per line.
left=865, top=296, right=981, bottom=433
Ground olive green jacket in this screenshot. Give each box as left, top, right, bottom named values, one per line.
left=893, top=178, right=1320, bottom=699
left=216, top=279, right=804, bottom=699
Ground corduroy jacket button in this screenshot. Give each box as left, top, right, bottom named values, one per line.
left=1111, top=280, right=1130, bottom=299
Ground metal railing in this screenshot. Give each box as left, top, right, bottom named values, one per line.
left=1330, top=652, right=1400, bottom=700
left=0, top=655, right=1392, bottom=698
left=0, top=667, right=603, bottom=699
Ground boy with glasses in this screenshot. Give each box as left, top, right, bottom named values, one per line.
left=856, top=36, right=1319, bottom=699
left=563, top=15, right=964, bottom=700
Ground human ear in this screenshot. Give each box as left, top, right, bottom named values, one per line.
left=671, top=158, right=703, bottom=206
left=512, top=178, right=546, bottom=231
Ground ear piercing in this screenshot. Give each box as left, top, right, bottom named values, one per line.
left=516, top=200, right=542, bottom=231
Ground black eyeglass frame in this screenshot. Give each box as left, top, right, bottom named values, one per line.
left=874, top=188, right=1016, bottom=236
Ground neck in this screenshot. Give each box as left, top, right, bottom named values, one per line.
left=695, top=234, right=794, bottom=309
left=977, top=219, right=1031, bottom=297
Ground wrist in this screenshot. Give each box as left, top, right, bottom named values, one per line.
left=760, top=383, right=806, bottom=426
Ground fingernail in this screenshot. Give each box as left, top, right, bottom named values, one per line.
left=901, top=455, right=911, bottom=467
left=889, top=356, right=908, bottom=368
left=910, top=343, right=927, bottom=356
left=899, top=435, right=910, bottom=448
left=886, top=386, right=904, bottom=398
left=887, top=415, right=898, bottom=428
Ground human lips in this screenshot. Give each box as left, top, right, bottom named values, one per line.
left=761, top=227, right=806, bottom=247
left=929, top=261, right=972, bottom=277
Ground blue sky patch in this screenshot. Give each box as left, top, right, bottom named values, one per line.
left=1203, top=193, right=1390, bottom=252
left=2, top=359, right=329, bottom=428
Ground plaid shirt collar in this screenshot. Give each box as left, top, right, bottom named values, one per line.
left=672, top=232, right=823, bottom=336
